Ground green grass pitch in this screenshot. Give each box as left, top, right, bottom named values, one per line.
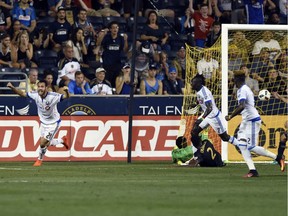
left=0, top=162, right=286, bottom=216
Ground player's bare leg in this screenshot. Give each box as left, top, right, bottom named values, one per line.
left=33, top=138, right=50, bottom=167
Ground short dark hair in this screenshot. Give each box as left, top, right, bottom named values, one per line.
left=108, top=21, right=119, bottom=29
left=192, top=74, right=205, bottom=86
left=74, top=71, right=83, bottom=78
left=38, top=79, right=48, bottom=86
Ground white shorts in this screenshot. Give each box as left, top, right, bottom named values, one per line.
left=199, top=111, right=227, bottom=135
left=237, top=117, right=261, bottom=150
left=40, top=121, right=61, bottom=141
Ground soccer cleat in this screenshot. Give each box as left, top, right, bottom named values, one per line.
left=243, top=170, right=259, bottom=178
left=33, top=159, right=42, bottom=167
left=61, top=136, right=70, bottom=150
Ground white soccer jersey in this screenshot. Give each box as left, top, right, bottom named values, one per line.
left=237, top=84, right=260, bottom=121
left=27, top=91, right=63, bottom=125
left=196, top=86, right=219, bottom=118
left=197, top=58, right=219, bottom=79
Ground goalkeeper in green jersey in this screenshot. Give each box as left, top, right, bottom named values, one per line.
left=172, top=132, right=225, bottom=167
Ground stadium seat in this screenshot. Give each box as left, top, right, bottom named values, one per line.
left=33, top=50, right=59, bottom=68
left=36, top=16, right=56, bottom=30
left=127, top=16, right=147, bottom=32
left=169, top=33, right=188, bottom=51
left=158, top=16, right=175, bottom=33
left=87, top=16, right=104, bottom=31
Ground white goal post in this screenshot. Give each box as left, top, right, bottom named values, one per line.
left=221, top=24, right=288, bottom=161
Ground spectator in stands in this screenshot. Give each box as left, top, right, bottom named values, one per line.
left=250, top=47, right=275, bottom=88
left=140, top=10, right=170, bottom=52
left=264, top=68, right=287, bottom=95
left=12, top=0, right=36, bottom=33
left=205, top=21, right=221, bottom=48
left=57, top=43, right=81, bottom=87
left=90, top=67, right=113, bottom=95
left=0, top=33, right=12, bottom=68
left=228, top=44, right=247, bottom=73
left=143, top=0, right=175, bottom=18
left=182, top=7, right=195, bottom=47
left=123, top=0, right=143, bottom=19
left=49, top=6, right=72, bottom=52
left=130, top=40, right=159, bottom=82
left=229, top=31, right=251, bottom=59
left=163, top=66, right=185, bottom=95
left=97, top=21, right=128, bottom=87
left=78, top=0, right=120, bottom=17
left=48, top=0, right=61, bottom=17
left=68, top=70, right=92, bottom=95
left=189, top=0, right=214, bottom=48
left=263, top=0, right=277, bottom=23
left=32, top=27, right=49, bottom=50
left=196, top=50, right=219, bottom=87
left=73, top=8, right=96, bottom=47
left=279, top=0, right=288, bottom=24
left=272, top=91, right=288, bottom=103
left=243, top=0, right=264, bottom=24
left=32, top=0, right=48, bottom=17
left=139, top=62, right=163, bottom=95
left=0, top=1, right=12, bottom=31
left=44, top=70, right=59, bottom=92
left=55, top=0, right=78, bottom=25
left=19, top=67, right=39, bottom=92
left=231, top=0, right=246, bottom=24
left=232, top=64, right=259, bottom=97
left=11, top=30, right=37, bottom=69
left=0, top=0, right=13, bottom=10
left=252, top=30, right=281, bottom=60
left=9, top=20, right=22, bottom=45
left=276, top=36, right=288, bottom=78
left=172, top=45, right=187, bottom=81
left=209, top=0, right=230, bottom=23
left=155, top=51, right=169, bottom=81
left=69, top=27, right=88, bottom=67
left=115, top=63, right=137, bottom=95
left=266, top=12, right=281, bottom=25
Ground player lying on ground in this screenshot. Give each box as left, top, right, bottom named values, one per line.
left=7, top=80, right=70, bottom=166
left=173, top=136, right=225, bottom=167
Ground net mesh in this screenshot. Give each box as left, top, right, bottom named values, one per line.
left=182, top=29, right=287, bottom=160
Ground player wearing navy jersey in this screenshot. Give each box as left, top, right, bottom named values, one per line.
left=7, top=80, right=70, bottom=166
left=225, top=70, right=285, bottom=177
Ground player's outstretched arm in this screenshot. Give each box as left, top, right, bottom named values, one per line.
left=7, top=82, right=27, bottom=97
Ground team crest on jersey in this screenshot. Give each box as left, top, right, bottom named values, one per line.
left=62, top=104, right=96, bottom=115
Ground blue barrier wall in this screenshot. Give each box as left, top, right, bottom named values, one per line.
left=0, top=95, right=286, bottom=116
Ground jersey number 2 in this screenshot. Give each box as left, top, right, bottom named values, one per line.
left=207, top=147, right=216, bottom=160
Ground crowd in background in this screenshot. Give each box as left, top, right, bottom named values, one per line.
left=0, top=0, right=287, bottom=96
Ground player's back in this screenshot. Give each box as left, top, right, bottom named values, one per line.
left=237, top=84, right=260, bottom=121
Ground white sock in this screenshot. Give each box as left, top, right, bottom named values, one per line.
left=50, top=138, right=63, bottom=146
left=38, top=147, right=47, bottom=160
left=229, top=136, right=239, bottom=146
left=239, top=144, right=256, bottom=170
left=250, top=146, right=277, bottom=160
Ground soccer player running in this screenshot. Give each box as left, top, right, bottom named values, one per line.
left=190, top=74, right=259, bottom=177
left=225, top=70, right=285, bottom=177
left=7, top=80, right=70, bottom=166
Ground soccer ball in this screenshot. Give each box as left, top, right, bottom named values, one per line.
left=258, top=89, right=271, bottom=101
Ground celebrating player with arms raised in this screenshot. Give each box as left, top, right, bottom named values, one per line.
left=7, top=80, right=70, bottom=166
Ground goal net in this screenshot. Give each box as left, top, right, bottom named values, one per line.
left=182, top=24, right=287, bottom=162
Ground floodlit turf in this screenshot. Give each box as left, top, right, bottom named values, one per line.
left=0, top=162, right=286, bottom=216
